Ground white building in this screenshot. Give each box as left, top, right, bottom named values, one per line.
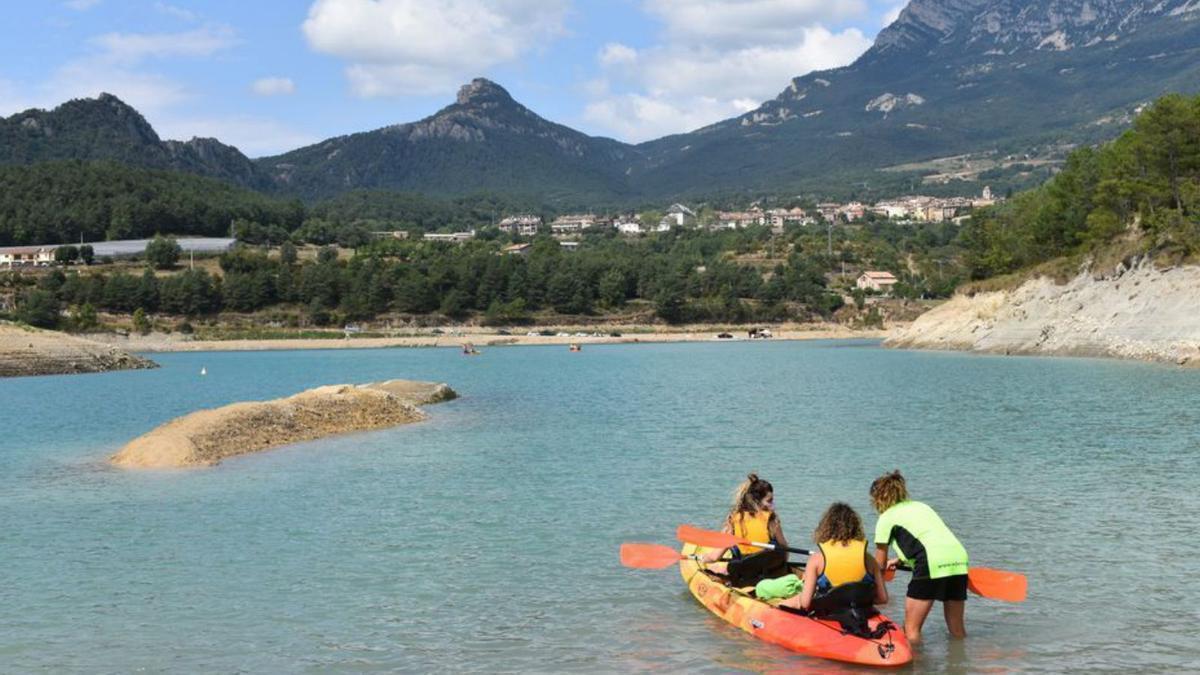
left=857, top=271, right=898, bottom=293
left=550, top=214, right=597, bottom=236
left=766, top=207, right=812, bottom=233
left=716, top=209, right=765, bottom=230
left=498, top=215, right=541, bottom=236
left=663, top=203, right=696, bottom=228
left=423, top=231, right=476, bottom=243
left=615, top=216, right=644, bottom=235
left=0, top=246, right=57, bottom=267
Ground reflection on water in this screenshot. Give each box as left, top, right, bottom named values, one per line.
left=1, top=341, right=1198, bottom=672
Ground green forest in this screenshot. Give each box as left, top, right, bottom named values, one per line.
left=960, top=93, right=1200, bottom=278
left=6, top=220, right=958, bottom=331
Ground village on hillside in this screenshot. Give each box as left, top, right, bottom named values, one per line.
left=411, top=187, right=1000, bottom=244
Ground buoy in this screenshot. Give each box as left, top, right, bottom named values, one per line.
left=200, top=367, right=207, bottom=376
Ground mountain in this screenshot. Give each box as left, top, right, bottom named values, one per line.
left=635, top=0, right=1200, bottom=198
left=257, top=79, right=643, bottom=202
left=0, top=94, right=270, bottom=190
left=4, top=0, right=1200, bottom=204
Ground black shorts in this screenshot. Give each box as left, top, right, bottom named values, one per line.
left=907, top=574, right=968, bottom=601
left=727, top=549, right=788, bottom=587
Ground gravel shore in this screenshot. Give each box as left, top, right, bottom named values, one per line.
left=0, top=321, right=157, bottom=377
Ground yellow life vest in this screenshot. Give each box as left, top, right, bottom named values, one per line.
left=817, top=539, right=869, bottom=587
left=732, top=511, right=772, bottom=555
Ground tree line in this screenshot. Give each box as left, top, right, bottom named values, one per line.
left=960, top=94, right=1200, bottom=279
left=8, top=227, right=877, bottom=330
left=0, top=160, right=550, bottom=248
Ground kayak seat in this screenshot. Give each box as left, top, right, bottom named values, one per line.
left=809, top=581, right=875, bottom=615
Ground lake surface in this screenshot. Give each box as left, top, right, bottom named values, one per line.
left=2, top=340, right=1198, bottom=673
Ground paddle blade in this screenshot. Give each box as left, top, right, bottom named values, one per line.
left=620, top=543, right=685, bottom=569
left=676, top=524, right=742, bottom=549
left=968, top=567, right=1027, bottom=602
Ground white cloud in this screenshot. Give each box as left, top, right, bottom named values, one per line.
left=881, top=4, right=904, bottom=27
left=64, top=0, right=101, bottom=10
left=3, top=23, right=310, bottom=158
left=585, top=10, right=872, bottom=142
left=0, top=78, right=35, bottom=115
left=598, top=43, right=638, bottom=67
left=251, top=77, right=296, bottom=96
left=45, top=63, right=190, bottom=113
left=1, top=25, right=237, bottom=123
left=643, top=0, right=866, bottom=46
left=302, top=0, right=568, bottom=97
left=90, top=25, right=236, bottom=65
left=154, top=115, right=318, bottom=157
left=584, top=94, right=752, bottom=142
left=154, top=2, right=199, bottom=22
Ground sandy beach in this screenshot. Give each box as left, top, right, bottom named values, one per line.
left=92, top=323, right=894, bottom=353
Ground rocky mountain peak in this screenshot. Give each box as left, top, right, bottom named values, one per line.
left=2, top=92, right=162, bottom=146
left=871, top=0, right=1200, bottom=57
left=455, top=78, right=515, bottom=107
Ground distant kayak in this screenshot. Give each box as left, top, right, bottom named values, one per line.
left=679, top=543, right=912, bottom=667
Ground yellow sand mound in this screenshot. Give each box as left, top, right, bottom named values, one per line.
left=111, top=379, right=456, bottom=469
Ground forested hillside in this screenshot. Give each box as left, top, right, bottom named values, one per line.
left=960, top=94, right=1200, bottom=279
left=0, top=161, right=302, bottom=245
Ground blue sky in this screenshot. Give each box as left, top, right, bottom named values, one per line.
left=0, top=1, right=907, bottom=157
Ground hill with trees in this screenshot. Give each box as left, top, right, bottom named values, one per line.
left=959, top=93, right=1200, bottom=279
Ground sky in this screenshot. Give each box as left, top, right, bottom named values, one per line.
left=0, top=0, right=907, bottom=157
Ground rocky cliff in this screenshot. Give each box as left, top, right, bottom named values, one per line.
left=885, top=260, right=1200, bottom=365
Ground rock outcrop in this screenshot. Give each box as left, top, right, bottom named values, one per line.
left=886, top=260, right=1200, bottom=365
left=0, top=321, right=157, bottom=377
left=111, top=380, right=457, bottom=469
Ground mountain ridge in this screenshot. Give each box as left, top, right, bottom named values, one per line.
left=256, top=78, right=642, bottom=201
left=0, top=94, right=270, bottom=190
left=3, top=0, right=1200, bottom=203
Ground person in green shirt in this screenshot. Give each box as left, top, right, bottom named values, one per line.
left=870, top=470, right=968, bottom=644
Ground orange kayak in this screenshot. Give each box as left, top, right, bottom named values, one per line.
left=679, top=543, right=912, bottom=667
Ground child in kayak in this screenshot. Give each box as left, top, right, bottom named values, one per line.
left=870, top=470, right=969, bottom=644
left=702, top=473, right=789, bottom=586
left=780, top=502, right=887, bottom=612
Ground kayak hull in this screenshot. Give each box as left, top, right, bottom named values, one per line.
left=679, top=543, right=913, bottom=667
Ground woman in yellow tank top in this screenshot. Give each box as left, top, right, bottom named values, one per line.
left=703, top=473, right=789, bottom=576
left=782, top=502, right=888, bottom=611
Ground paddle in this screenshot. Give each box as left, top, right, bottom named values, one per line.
left=884, top=564, right=1027, bottom=603
left=619, top=542, right=703, bottom=569
left=676, top=524, right=812, bottom=556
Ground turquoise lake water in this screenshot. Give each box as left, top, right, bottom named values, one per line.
left=2, top=340, right=1198, bottom=673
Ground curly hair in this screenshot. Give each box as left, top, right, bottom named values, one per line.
left=869, top=470, right=909, bottom=513
left=813, top=502, right=865, bottom=544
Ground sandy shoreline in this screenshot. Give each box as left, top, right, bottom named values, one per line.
left=93, top=324, right=893, bottom=353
